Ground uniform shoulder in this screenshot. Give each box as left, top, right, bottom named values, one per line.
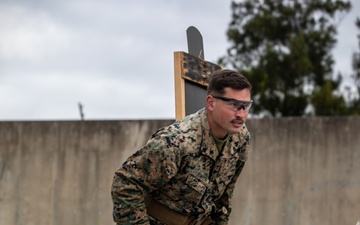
left=147, top=110, right=205, bottom=152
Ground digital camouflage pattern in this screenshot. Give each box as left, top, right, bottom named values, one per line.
left=111, top=108, right=250, bottom=225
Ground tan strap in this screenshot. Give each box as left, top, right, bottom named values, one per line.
left=145, top=194, right=191, bottom=225
left=144, top=194, right=213, bottom=225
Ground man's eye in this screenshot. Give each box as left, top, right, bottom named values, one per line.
left=233, top=102, right=247, bottom=111
left=230, top=102, right=242, bottom=109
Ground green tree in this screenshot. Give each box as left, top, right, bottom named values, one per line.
left=311, top=80, right=349, bottom=115
left=220, top=0, right=351, bottom=117
left=347, top=18, right=360, bottom=114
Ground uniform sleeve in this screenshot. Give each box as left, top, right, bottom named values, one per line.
left=111, top=132, right=182, bottom=224
left=212, top=139, right=250, bottom=224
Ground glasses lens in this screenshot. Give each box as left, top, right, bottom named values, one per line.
left=234, top=101, right=252, bottom=111
left=243, top=102, right=252, bottom=111
left=212, top=96, right=253, bottom=112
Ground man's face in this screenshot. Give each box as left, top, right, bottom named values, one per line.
left=207, top=87, right=251, bottom=139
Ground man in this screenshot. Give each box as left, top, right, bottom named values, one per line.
left=111, top=69, right=253, bottom=225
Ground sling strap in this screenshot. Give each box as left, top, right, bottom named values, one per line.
left=144, top=194, right=212, bottom=225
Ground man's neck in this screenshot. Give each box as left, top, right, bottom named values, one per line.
left=207, top=114, right=227, bottom=139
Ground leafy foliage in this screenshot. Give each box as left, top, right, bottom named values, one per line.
left=220, top=0, right=352, bottom=117
left=347, top=18, right=360, bottom=114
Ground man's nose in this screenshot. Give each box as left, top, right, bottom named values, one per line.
left=235, top=108, right=247, bottom=117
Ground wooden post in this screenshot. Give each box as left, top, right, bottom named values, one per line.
left=174, top=52, right=186, bottom=120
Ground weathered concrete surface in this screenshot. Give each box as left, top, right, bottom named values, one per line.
left=0, top=120, right=173, bottom=225
left=232, top=117, right=360, bottom=225
left=0, top=117, right=359, bottom=225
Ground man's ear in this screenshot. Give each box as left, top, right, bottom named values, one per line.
left=206, top=95, right=214, bottom=110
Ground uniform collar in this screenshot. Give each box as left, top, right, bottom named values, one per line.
left=199, top=109, right=222, bottom=161
left=198, top=108, right=244, bottom=163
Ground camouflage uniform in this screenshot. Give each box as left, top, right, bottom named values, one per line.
left=111, top=108, right=250, bottom=225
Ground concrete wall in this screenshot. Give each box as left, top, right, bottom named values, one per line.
left=0, top=117, right=359, bottom=225
left=233, top=117, right=360, bottom=225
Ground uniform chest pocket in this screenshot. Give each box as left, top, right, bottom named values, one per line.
left=186, top=173, right=208, bottom=196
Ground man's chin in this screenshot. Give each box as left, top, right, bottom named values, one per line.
left=228, top=126, right=242, bottom=134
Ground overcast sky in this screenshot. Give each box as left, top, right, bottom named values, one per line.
left=1, top=0, right=359, bottom=121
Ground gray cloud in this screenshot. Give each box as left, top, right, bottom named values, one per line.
left=0, top=0, right=358, bottom=120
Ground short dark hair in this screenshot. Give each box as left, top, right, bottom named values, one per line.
left=207, top=69, right=252, bottom=95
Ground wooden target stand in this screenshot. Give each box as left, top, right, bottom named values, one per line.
left=173, top=26, right=222, bottom=120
